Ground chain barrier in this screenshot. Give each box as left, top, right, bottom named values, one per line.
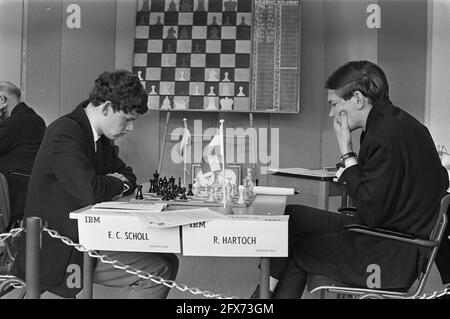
left=0, top=227, right=24, bottom=242
left=2, top=227, right=450, bottom=300
left=42, top=227, right=238, bottom=299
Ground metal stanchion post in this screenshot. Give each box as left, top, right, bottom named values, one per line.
left=259, top=257, right=270, bottom=299
left=25, top=217, right=41, bottom=299
left=83, top=252, right=94, bottom=299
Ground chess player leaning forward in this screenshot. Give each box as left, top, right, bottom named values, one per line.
left=251, top=60, right=449, bottom=299
left=11, top=70, right=179, bottom=298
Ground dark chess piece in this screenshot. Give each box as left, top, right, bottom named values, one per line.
left=148, top=179, right=154, bottom=193
left=255, top=179, right=259, bottom=186
left=187, top=183, right=194, bottom=196
left=179, top=188, right=188, bottom=200
left=153, top=169, right=160, bottom=180
left=135, top=185, right=144, bottom=200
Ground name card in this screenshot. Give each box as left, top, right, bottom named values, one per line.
left=182, top=215, right=289, bottom=257
left=69, top=208, right=181, bottom=253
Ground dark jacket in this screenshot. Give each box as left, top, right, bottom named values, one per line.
left=0, top=102, right=46, bottom=222
left=337, top=98, right=449, bottom=288
left=12, top=101, right=137, bottom=297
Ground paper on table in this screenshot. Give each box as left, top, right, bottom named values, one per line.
left=92, top=201, right=167, bottom=211
left=132, top=208, right=227, bottom=228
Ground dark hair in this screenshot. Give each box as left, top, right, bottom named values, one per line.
left=89, top=70, right=148, bottom=115
left=325, top=61, right=389, bottom=104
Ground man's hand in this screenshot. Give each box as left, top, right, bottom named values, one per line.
left=0, top=96, right=7, bottom=120
left=333, top=111, right=353, bottom=155
left=107, top=173, right=130, bottom=200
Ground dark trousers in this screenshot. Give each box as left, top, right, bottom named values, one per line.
left=435, top=205, right=450, bottom=284
left=270, top=205, right=351, bottom=299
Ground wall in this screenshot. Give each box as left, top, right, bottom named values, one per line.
left=426, top=0, right=450, bottom=150
left=1, top=0, right=431, bottom=210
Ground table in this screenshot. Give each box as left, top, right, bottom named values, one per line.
left=268, top=168, right=349, bottom=210
left=70, top=192, right=289, bottom=299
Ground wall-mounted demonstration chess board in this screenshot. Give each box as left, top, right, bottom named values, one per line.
left=133, top=0, right=301, bottom=113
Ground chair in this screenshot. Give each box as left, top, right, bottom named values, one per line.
left=307, top=194, right=450, bottom=299
left=0, top=171, right=28, bottom=298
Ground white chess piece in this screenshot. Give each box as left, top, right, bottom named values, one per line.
left=222, top=72, right=230, bottom=82
left=208, top=69, right=218, bottom=81
left=206, top=96, right=217, bottom=110
left=220, top=97, right=233, bottom=110
left=161, top=96, right=171, bottom=109
left=193, top=85, right=201, bottom=95
left=149, top=85, right=157, bottom=95
left=178, top=71, right=186, bottom=81
left=237, top=187, right=245, bottom=205
left=237, top=86, right=245, bottom=97
left=137, top=71, right=144, bottom=81
left=207, top=86, right=216, bottom=96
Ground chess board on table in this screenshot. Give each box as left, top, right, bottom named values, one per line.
left=134, top=0, right=252, bottom=112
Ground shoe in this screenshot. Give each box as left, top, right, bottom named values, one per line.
left=249, top=284, right=272, bottom=299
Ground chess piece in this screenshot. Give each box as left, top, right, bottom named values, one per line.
left=179, top=26, right=189, bottom=39
left=180, top=56, right=189, bottom=67
left=223, top=15, right=232, bottom=26
left=224, top=0, right=237, bottom=11
left=174, top=96, right=188, bottom=109
left=237, top=86, right=245, bottom=97
left=155, top=16, right=162, bottom=25
left=178, top=71, right=186, bottom=81
left=222, top=72, right=231, bottom=82
left=135, top=185, right=144, bottom=200
left=193, top=43, right=202, bottom=53
left=137, top=71, right=144, bottom=81
left=243, top=179, right=250, bottom=200
left=237, top=187, right=245, bottom=205
left=140, top=0, right=150, bottom=11
left=239, top=16, right=247, bottom=26
left=220, top=97, right=233, bottom=110
left=179, top=0, right=194, bottom=11
left=231, top=184, right=238, bottom=198
left=161, top=96, right=172, bottom=109
left=209, top=27, right=219, bottom=39
left=207, top=86, right=216, bottom=96
left=187, top=183, right=194, bottom=196
left=208, top=69, right=218, bottom=82
left=225, top=182, right=233, bottom=202
left=206, top=188, right=216, bottom=202
left=206, top=97, right=217, bottom=110
left=193, top=85, right=201, bottom=95
left=149, top=85, right=157, bottom=95
left=211, top=16, right=218, bottom=26
left=166, top=27, right=177, bottom=39
left=245, top=167, right=254, bottom=197
left=168, top=0, right=177, bottom=11
left=165, top=43, right=174, bottom=53
left=179, top=187, right=188, bottom=200
left=196, top=0, right=206, bottom=11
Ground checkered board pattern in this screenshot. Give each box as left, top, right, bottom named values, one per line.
left=133, top=0, right=253, bottom=112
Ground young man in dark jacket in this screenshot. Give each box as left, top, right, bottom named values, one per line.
left=12, top=70, right=178, bottom=298
left=268, top=61, right=449, bottom=298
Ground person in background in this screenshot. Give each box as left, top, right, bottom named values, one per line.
left=0, top=81, right=46, bottom=229
left=12, top=70, right=178, bottom=299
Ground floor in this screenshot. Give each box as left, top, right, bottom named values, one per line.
left=2, top=254, right=447, bottom=299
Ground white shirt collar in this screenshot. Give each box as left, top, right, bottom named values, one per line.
left=84, top=109, right=101, bottom=150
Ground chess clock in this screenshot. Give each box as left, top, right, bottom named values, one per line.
left=217, top=169, right=237, bottom=186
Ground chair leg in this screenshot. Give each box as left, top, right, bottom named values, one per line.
left=320, top=290, right=326, bottom=299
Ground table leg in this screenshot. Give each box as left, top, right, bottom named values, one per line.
left=318, top=181, right=330, bottom=210
left=83, top=252, right=94, bottom=299
left=259, top=257, right=270, bottom=299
